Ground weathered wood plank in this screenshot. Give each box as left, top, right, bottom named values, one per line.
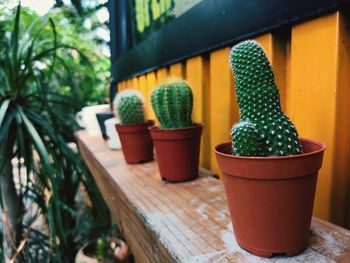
left=77, top=131, right=350, bottom=262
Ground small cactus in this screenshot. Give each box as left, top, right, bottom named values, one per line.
left=230, top=40, right=303, bottom=156
left=96, top=238, right=106, bottom=261
left=151, top=79, right=193, bottom=129
left=114, top=89, right=145, bottom=125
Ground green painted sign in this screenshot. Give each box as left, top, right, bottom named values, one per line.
left=130, top=0, right=202, bottom=45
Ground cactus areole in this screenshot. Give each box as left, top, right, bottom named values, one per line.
left=151, top=79, right=193, bottom=129
left=230, top=40, right=303, bottom=157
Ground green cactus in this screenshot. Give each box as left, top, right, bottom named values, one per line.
left=151, top=79, right=193, bottom=129
left=114, top=89, right=145, bottom=125
left=230, top=40, right=303, bottom=156
left=96, top=238, right=106, bottom=261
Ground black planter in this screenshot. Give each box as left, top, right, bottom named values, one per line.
left=96, top=112, right=114, bottom=140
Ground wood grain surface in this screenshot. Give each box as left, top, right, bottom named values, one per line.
left=77, top=131, right=350, bottom=263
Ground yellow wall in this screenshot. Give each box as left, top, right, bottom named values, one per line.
left=117, top=11, right=350, bottom=227
left=186, top=56, right=210, bottom=168
left=209, top=48, right=236, bottom=175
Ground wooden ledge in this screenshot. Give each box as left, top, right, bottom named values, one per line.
left=76, top=131, right=350, bottom=262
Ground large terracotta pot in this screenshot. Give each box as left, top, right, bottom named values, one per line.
left=115, top=120, right=154, bottom=164
left=75, top=237, right=130, bottom=263
left=149, top=124, right=203, bottom=182
left=214, top=138, right=326, bottom=258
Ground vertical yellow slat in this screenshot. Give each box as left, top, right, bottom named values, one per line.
left=117, top=82, right=122, bottom=92
left=138, top=75, right=148, bottom=113
left=138, top=75, right=147, bottom=96
left=132, top=77, right=139, bottom=91
left=186, top=56, right=210, bottom=168
left=331, top=12, right=350, bottom=227
left=121, top=80, right=126, bottom=90
left=209, top=48, right=237, bottom=175
left=272, top=34, right=289, bottom=112
left=120, top=81, right=126, bottom=91
left=156, top=67, right=168, bottom=84
left=146, top=72, right=157, bottom=121
left=254, top=34, right=274, bottom=61
left=169, top=63, right=184, bottom=78
left=126, top=79, right=133, bottom=89
left=288, top=12, right=339, bottom=220
left=255, top=33, right=288, bottom=110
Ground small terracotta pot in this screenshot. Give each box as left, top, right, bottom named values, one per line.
left=214, top=138, right=326, bottom=258
left=75, top=237, right=130, bottom=263
left=150, top=124, right=203, bottom=182
left=115, top=120, right=154, bottom=164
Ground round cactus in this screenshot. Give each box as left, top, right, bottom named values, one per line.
left=230, top=40, right=303, bottom=156
left=151, top=79, right=193, bottom=129
left=114, top=89, right=145, bottom=125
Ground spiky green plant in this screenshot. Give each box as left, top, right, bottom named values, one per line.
left=114, top=89, right=145, bottom=125
left=151, top=79, right=193, bottom=129
left=230, top=40, right=303, bottom=156
left=96, top=238, right=106, bottom=261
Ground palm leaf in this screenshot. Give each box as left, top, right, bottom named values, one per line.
left=0, top=99, right=10, bottom=128
left=18, top=108, right=51, bottom=188
left=11, top=4, right=21, bottom=74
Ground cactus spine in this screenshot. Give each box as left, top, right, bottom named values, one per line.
left=230, top=40, right=303, bottom=156
left=151, top=79, right=193, bottom=129
left=114, top=89, right=145, bottom=125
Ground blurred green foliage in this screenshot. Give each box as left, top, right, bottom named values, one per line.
left=0, top=0, right=110, bottom=106
left=0, top=2, right=112, bottom=262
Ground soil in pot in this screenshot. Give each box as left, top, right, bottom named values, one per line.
left=150, top=124, right=203, bottom=182
left=75, top=237, right=130, bottom=263
left=214, top=138, right=326, bottom=258
left=115, top=120, right=154, bottom=164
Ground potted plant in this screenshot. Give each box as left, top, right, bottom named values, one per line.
left=149, top=79, right=203, bottom=182
left=75, top=237, right=130, bottom=263
left=114, top=90, right=154, bottom=164
left=214, top=40, right=326, bottom=257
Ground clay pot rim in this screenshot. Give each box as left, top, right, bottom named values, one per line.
left=149, top=122, right=203, bottom=131
left=115, top=119, right=154, bottom=128
left=149, top=123, right=203, bottom=141
left=115, top=119, right=154, bottom=134
left=214, top=138, right=326, bottom=161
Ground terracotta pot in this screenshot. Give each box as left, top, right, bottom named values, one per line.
left=75, top=237, right=130, bottom=263
left=115, top=120, right=154, bottom=164
left=149, top=124, right=203, bottom=182
left=214, top=138, right=326, bottom=258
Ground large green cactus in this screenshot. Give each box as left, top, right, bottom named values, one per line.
left=151, top=79, right=193, bottom=129
left=230, top=40, right=303, bottom=156
left=114, top=89, right=145, bottom=125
